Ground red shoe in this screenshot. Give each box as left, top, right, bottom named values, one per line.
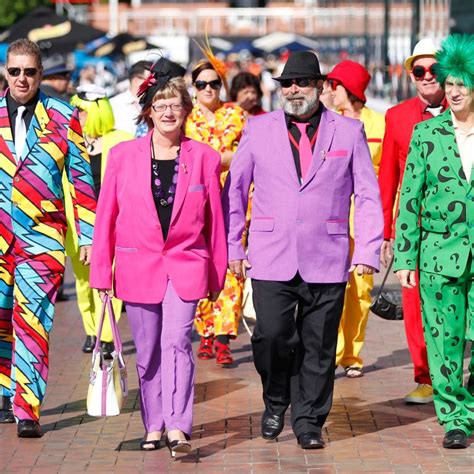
left=197, top=336, right=214, bottom=360
left=215, top=340, right=234, bottom=366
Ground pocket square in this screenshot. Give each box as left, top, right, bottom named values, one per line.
left=327, top=150, right=348, bottom=158
left=188, top=184, right=205, bottom=192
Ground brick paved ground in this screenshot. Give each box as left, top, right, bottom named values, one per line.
left=1, top=268, right=473, bottom=473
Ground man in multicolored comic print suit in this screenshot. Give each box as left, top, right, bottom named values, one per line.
left=394, top=34, right=474, bottom=450
left=0, top=39, right=96, bottom=438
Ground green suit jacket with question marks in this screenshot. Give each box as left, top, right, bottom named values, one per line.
left=393, top=109, right=474, bottom=277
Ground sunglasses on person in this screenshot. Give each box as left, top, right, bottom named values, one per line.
left=194, top=79, right=222, bottom=91
left=411, top=64, right=437, bottom=80
left=7, top=67, right=39, bottom=78
left=279, top=78, right=314, bottom=88
left=327, top=79, right=342, bottom=91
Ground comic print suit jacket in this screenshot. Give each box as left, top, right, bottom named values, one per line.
left=0, top=90, right=96, bottom=259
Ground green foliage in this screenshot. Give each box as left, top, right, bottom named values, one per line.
left=0, top=0, right=52, bottom=30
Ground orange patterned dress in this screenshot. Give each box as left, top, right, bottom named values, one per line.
left=185, top=102, right=246, bottom=338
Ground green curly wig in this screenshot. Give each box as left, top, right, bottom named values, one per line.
left=435, top=34, right=474, bottom=89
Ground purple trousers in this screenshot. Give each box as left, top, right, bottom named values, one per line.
left=125, top=281, right=197, bottom=437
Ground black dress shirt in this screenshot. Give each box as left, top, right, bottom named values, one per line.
left=285, top=106, right=322, bottom=181
left=6, top=91, right=39, bottom=141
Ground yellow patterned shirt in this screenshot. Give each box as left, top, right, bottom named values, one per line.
left=185, top=102, right=246, bottom=156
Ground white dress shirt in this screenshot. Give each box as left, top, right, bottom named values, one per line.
left=110, top=89, right=141, bottom=136
left=452, top=111, right=474, bottom=182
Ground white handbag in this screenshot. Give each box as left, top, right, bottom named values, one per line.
left=241, top=277, right=256, bottom=336
left=86, top=294, right=128, bottom=417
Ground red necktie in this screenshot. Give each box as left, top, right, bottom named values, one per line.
left=295, top=122, right=312, bottom=180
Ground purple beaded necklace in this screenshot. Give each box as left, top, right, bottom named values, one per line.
left=151, top=142, right=180, bottom=207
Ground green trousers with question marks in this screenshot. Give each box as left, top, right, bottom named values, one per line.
left=419, top=255, right=474, bottom=435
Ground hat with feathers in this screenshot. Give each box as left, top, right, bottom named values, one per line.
left=137, top=57, right=186, bottom=107
left=435, top=34, right=474, bottom=89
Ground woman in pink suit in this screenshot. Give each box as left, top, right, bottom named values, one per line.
left=89, top=58, right=227, bottom=456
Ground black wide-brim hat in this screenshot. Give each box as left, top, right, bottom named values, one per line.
left=273, top=51, right=326, bottom=82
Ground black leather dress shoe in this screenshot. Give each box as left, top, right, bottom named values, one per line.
left=82, top=336, right=97, bottom=353
left=442, top=429, right=467, bottom=449
left=297, top=432, right=325, bottom=449
left=17, top=419, right=43, bottom=438
left=0, top=396, right=15, bottom=423
left=261, top=411, right=284, bottom=440
left=101, top=342, right=115, bottom=360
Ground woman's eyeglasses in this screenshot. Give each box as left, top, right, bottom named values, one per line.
left=279, top=78, right=313, bottom=88
left=194, top=79, right=222, bottom=91
left=7, top=67, right=39, bottom=78
left=151, top=103, right=184, bottom=113
left=411, top=64, right=437, bottom=80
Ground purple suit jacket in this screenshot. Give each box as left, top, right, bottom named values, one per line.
left=222, top=107, right=383, bottom=283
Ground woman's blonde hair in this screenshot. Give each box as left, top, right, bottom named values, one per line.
left=70, top=95, right=115, bottom=138
left=137, top=77, right=193, bottom=129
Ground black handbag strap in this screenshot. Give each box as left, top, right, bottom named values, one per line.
left=374, top=256, right=394, bottom=299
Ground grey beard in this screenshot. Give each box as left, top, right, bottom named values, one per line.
left=282, top=89, right=320, bottom=117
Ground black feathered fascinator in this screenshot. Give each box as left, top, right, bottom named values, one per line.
left=137, top=57, right=187, bottom=107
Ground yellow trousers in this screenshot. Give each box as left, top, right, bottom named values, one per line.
left=66, top=234, right=122, bottom=343
left=336, top=268, right=373, bottom=368
left=64, top=172, right=122, bottom=343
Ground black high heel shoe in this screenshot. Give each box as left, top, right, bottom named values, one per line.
left=140, top=439, right=162, bottom=451
left=165, top=432, right=191, bottom=459
left=140, top=432, right=162, bottom=451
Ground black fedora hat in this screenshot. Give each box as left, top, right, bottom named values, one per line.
left=273, top=51, right=326, bottom=82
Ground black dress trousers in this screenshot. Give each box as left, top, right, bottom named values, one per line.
left=251, top=273, right=346, bottom=436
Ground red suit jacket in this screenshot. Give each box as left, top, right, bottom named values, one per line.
left=378, top=96, right=446, bottom=239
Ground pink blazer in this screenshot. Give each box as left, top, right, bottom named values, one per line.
left=89, top=132, right=227, bottom=303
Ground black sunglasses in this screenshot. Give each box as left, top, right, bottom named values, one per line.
left=327, top=79, right=342, bottom=91
left=279, top=78, right=314, bottom=88
left=412, top=64, right=437, bottom=80
left=194, top=79, right=222, bottom=91
left=7, top=67, right=39, bottom=78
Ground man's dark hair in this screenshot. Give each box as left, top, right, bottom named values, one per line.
left=129, top=60, right=152, bottom=81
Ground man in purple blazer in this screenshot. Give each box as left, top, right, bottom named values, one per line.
left=223, top=51, right=383, bottom=449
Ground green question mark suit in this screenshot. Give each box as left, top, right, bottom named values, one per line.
left=394, top=109, right=474, bottom=435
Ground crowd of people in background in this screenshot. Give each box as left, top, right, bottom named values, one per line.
left=0, top=32, right=472, bottom=457
left=0, top=49, right=422, bottom=113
